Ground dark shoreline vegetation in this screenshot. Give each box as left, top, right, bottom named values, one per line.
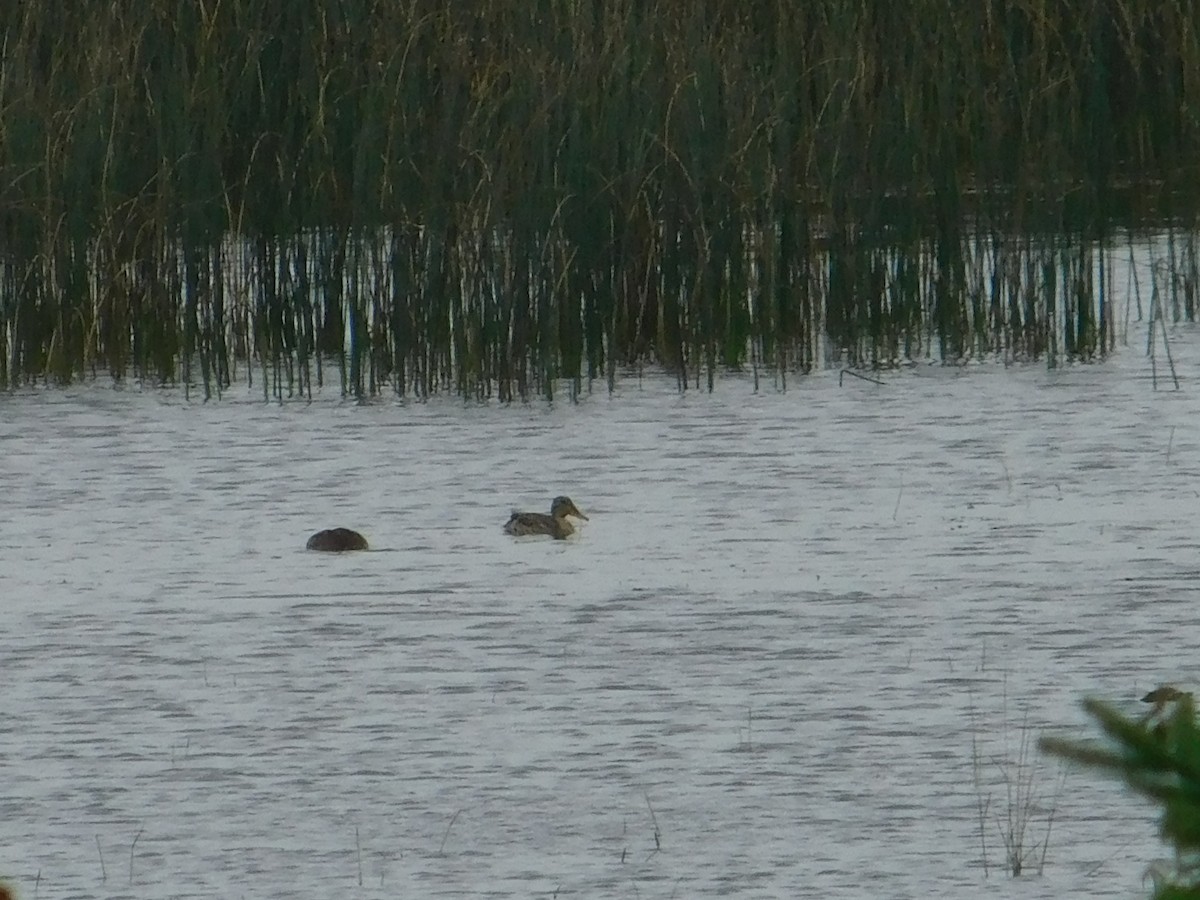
left=2, top=2, right=1200, bottom=400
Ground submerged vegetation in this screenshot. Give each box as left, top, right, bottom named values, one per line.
left=3, top=1, right=1200, bottom=399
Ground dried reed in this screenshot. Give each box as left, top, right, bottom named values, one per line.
left=2, top=1, right=1198, bottom=397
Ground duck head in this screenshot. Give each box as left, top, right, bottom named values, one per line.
left=551, top=496, right=589, bottom=521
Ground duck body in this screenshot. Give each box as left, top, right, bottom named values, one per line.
left=306, top=527, right=369, bottom=552
left=504, top=511, right=576, bottom=539
left=504, top=496, right=588, bottom=539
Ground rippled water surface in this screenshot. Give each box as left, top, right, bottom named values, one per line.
left=5, top=336, right=1200, bottom=898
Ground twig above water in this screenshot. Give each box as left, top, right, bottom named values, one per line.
left=839, top=368, right=887, bottom=387
left=645, top=794, right=662, bottom=851
left=129, top=827, right=143, bottom=886
left=438, top=809, right=463, bottom=855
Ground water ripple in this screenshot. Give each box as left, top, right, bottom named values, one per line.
left=0, top=354, right=1192, bottom=897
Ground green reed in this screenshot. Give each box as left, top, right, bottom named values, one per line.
left=1, top=0, right=1199, bottom=398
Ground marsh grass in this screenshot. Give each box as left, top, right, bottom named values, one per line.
left=2, top=2, right=1199, bottom=398
left=971, top=691, right=1067, bottom=877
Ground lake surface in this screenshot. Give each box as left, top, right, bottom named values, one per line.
left=3, top=329, right=1200, bottom=898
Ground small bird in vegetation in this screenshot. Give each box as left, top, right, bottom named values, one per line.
left=306, top=527, right=370, bottom=552
left=504, top=496, right=589, bottom=539
left=1141, top=684, right=1191, bottom=716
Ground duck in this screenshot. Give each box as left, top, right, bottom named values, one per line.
left=1141, top=684, right=1191, bottom=717
left=504, top=496, right=589, bottom=539
left=306, top=527, right=370, bottom=552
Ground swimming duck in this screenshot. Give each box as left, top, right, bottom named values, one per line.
left=306, top=527, right=370, bottom=552
left=1141, top=684, right=1191, bottom=717
left=504, top=496, right=589, bottom=539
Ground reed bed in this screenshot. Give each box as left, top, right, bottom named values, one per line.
left=2, top=0, right=1200, bottom=398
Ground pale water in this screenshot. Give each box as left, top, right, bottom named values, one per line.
left=3, top=333, right=1200, bottom=898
